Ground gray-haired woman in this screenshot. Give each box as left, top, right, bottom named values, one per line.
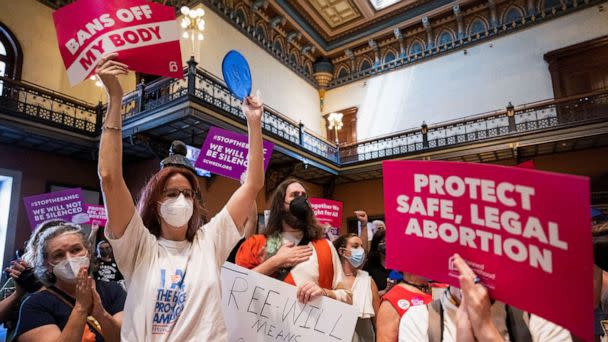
left=14, top=223, right=125, bottom=342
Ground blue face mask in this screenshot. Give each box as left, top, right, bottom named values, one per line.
left=348, top=247, right=366, bottom=268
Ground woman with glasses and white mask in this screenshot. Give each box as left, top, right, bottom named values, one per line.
left=95, top=53, right=264, bottom=341
left=15, top=223, right=126, bottom=342
left=334, top=233, right=380, bottom=341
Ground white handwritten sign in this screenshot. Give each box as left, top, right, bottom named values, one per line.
left=221, top=263, right=358, bottom=342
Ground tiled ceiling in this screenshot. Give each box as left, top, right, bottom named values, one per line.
left=308, top=0, right=363, bottom=29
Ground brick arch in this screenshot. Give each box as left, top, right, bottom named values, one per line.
left=467, top=16, right=489, bottom=36
left=407, top=38, right=426, bottom=55
left=233, top=5, right=248, bottom=27
left=502, top=5, right=525, bottom=23
left=254, top=21, right=268, bottom=41
left=335, top=64, right=350, bottom=79
left=435, top=28, right=456, bottom=46
left=358, top=56, right=373, bottom=72
left=382, top=48, right=399, bottom=63
left=272, top=36, right=285, bottom=55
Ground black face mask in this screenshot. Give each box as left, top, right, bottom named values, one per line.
left=289, top=196, right=311, bottom=220
left=281, top=196, right=311, bottom=230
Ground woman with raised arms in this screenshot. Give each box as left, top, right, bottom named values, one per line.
left=96, top=53, right=264, bottom=341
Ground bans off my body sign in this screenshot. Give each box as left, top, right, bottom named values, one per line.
left=383, top=160, right=593, bottom=341
left=53, top=0, right=183, bottom=85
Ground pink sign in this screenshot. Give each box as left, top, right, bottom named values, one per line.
left=310, top=198, right=343, bottom=240
left=86, top=204, right=107, bottom=226
left=383, top=160, right=593, bottom=341
left=53, top=0, right=183, bottom=85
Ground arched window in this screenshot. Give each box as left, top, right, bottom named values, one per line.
left=409, top=41, right=423, bottom=55
left=273, top=40, right=283, bottom=55
left=504, top=7, right=523, bottom=23
left=438, top=31, right=453, bottom=46
left=469, top=18, right=487, bottom=36
left=360, top=59, right=372, bottom=71
left=0, top=23, right=22, bottom=79
left=337, top=66, right=349, bottom=79
left=234, top=8, right=247, bottom=27
left=0, top=22, right=22, bottom=93
left=384, top=51, right=396, bottom=63
left=255, top=25, right=266, bottom=42
left=289, top=52, right=298, bottom=65
left=543, top=0, right=562, bottom=11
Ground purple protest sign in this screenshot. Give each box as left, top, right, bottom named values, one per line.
left=23, top=188, right=88, bottom=230
left=195, top=127, right=274, bottom=180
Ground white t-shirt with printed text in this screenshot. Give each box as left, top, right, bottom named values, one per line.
left=106, top=207, right=242, bottom=341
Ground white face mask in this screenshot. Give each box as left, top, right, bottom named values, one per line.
left=159, top=194, right=193, bottom=228
left=52, top=255, right=90, bottom=283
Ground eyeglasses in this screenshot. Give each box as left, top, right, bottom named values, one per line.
left=163, top=188, right=197, bottom=199
left=290, top=191, right=307, bottom=198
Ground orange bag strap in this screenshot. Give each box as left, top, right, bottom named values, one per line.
left=311, top=239, right=334, bottom=289
left=284, top=273, right=296, bottom=286
left=283, top=240, right=333, bottom=289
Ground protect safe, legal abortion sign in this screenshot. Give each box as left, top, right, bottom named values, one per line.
left=221, top=263, right=358, bottom=342
left=195, top=127, right=274, bottom=181
left=53, top=0, right=182, bottom=85
left=383, top=160, right=593, bottom=341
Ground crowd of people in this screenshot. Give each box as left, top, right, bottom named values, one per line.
left=0, top=54, right=604, bottom=342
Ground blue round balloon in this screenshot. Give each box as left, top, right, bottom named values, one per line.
left=222, top=50, right=252, bottom=101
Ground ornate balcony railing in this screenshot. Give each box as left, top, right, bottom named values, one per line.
left=118, top=59, right=340, bottom=163
left=1, top=69, right=607, bottom=168
left=339, top=89, right=608, bottom=164
left=0, top=76, right=100, bottom=135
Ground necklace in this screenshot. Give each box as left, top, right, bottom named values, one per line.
left=403, top=280, right=430, bottom=293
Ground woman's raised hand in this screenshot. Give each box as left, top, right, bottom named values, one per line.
left=95, top=53, right=128, bottom=98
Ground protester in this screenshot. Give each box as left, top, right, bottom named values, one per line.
left=333, top=233, right=380, bottom=341
left=0, top=219, right=64, bottom=328
left=96, top=53, right=264, bottom=340
left=398, top=254, right=573, bottom=341
left=236, top=178, right=351, bottom=304
left=354, top=211, right=371, bottom=252
left=376, top=271, right=433, bottom=341
left=15, top=222, right=125, bottom=342
left=372, top=220, right=386, bottom=232
left=363, top=230, right=392, bottom=295
left=93, top=241, right=123, bottom=284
